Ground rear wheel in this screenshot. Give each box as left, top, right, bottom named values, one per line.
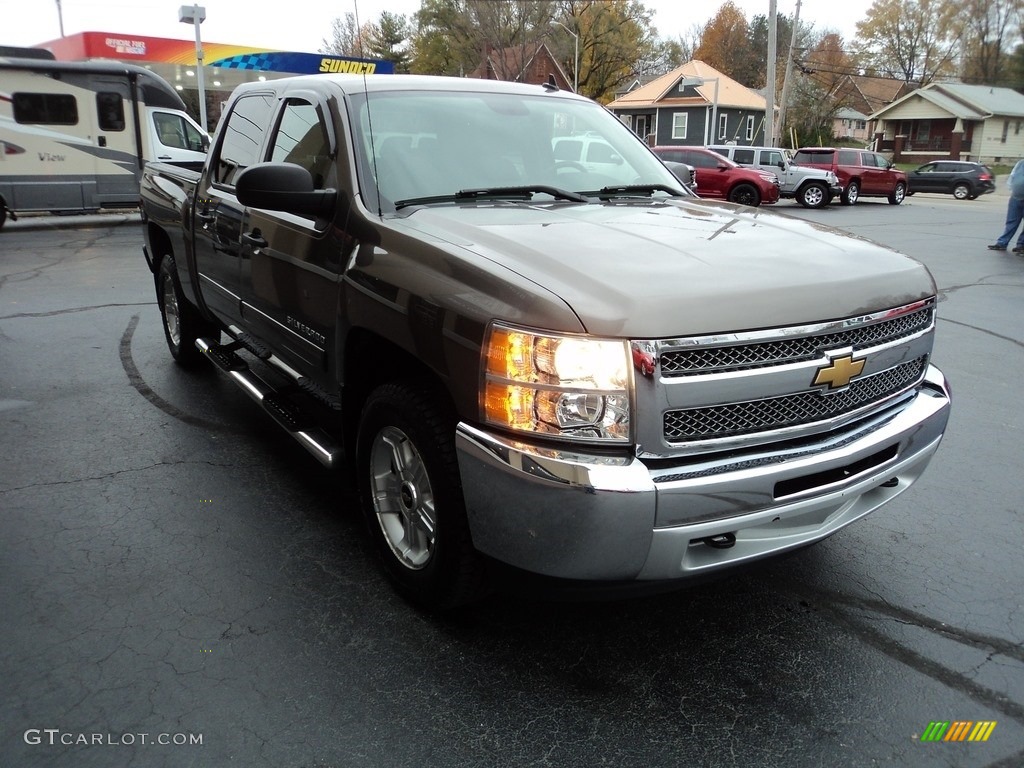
left=888, top=181, right=906, bottom=205
left=797, top=181, right=829, bottom=209
left=357, top=381, right=486, bottom=610
left=841, top=181, right=860, bottom=205
left=728, top=183, right=761, bottom=207
left=953, top=182, right=971, bottom=200
left=157, top=255, right=217, bottom=367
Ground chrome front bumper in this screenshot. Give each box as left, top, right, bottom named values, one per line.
left=455, top=365, right=951, bottom=583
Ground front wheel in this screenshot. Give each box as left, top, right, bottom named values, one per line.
left=841, top=181, right=860, bottom=205
left=356, top=382, right=486, bottom=610
left=797, top=181, right=829, bottom=209
left=157, top=255, right=217, bottom=367
left=888, top=181, right=906, bottom=205
left=953, top=182, right=971, bottom=200
left=728, top=183, right=761, bottom=207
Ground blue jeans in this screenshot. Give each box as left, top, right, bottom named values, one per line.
left=996, top=195, right=1024, bottom=247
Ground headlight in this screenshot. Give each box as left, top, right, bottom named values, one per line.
left=482, top=322, right=631, bottom=443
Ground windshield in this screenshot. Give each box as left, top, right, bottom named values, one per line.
left=349, top=88, right=685, bottom=213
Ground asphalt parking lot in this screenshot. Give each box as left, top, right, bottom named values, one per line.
left=1, top=190, right=1022, bottom=768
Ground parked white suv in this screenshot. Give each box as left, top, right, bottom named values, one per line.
left=708, top=144, right=841, bottom=208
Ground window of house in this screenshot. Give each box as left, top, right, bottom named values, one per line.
left=96, top=92, right=125, bottom=131
left=916, top=120, right=930, bottom=141
left=12, top=92, right=77, bottom=125
left=1003, top=120, right=1010, bottom=143
left=214, top=93, right=276, bottom=187
left=671, top=112, right=687, bottom=140
left=745, top=115, right=754, bottom=141
left=718, top=113, right=727, bottom=140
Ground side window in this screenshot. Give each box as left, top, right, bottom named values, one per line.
left=214, top=93, right=276, bottom=187
left=96, top=92, right=125, bottom=131
left=269, top=100, right=332, bottom=189
left=553, top=139, right=582, bottom=162
left=671, top=112, right=687, bottom=140
left=733, top=149, right=755, bottom=165
left=12, top=92, right=77, bottom=125
left=761, top=150, right=784, bottom=166
left=689, top=152, right=716, bottom=169
left=586, top=141, right=617, bottom=164
left=154, top=112, right=187, bottom=149
left=837, top=150, right=860, bottom=165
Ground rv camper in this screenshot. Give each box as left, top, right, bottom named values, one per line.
left=0, top=57, right=208, bottom=229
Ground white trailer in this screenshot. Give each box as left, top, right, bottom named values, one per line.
left=0, top=57, right=208, bottom=228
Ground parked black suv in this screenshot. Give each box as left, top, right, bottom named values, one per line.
left=906, top=161, right=996, bottom=200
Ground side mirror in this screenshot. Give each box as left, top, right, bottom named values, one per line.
left=201, top=135, right=211, bottom=152
left=235, top=162, right=336, bottom=218
left=777, top=160, right=785, bottom=169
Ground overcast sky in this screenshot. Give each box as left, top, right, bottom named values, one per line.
left=6, top=0, right=867, bottom=53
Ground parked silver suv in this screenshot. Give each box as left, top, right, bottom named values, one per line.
left=708, top=144, right=841, bottom=208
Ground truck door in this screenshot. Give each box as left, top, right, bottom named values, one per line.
left=149, top=109, right=208, bottom=170
left=238, top=96, right=338, bottom=379
left=192, top=91, right=276, bottom=322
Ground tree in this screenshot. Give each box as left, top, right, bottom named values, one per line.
left=854, top=0, right=961, bottom=85
left=956, top=0, right=1023, bottom=84
left=321, top=12, right=371, bottom=57
left=555, top=0, right=660, bottom=102
left=365, top=12, right=412, bottom=73
left=694, top=2, right=755, bottom=84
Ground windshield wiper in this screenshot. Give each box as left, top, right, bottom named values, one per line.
left=595, top=184, right=685, bottom=200
left=395, top=186, right=588, bottom=210
left=456, top=186, right=589, bottom=203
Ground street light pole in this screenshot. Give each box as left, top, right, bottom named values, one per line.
left=553, top=20, right=578, bottom=92
left=178, top=4, right=207, bottom=132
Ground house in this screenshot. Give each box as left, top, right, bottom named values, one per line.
left=607, top=61, right=769, bottom=147
left=834, top=107, right=871, bottom=144
left=829, top=75, right=910, bottom=144
left=468, top=42, right=573, bottom=91
left=870, top=82, right=1024, bottom=163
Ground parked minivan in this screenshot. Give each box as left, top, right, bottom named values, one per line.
left=708, top=144, right=841, bottom=208
left=0, top=56, right=208, bottom=228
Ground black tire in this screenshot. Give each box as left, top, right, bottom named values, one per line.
left=841, top=181, right=860, bottom=205
left=0, top=204, right=7, bottom=230
left=728, top=183, right=761, bottom=207
left=797, top=181, right=829, bottom=209
left=356, top=381, right=486, bottom=610
left=953, top=182, right=971, bottom=200
left=888, top=181, right=906, bottom=205
left=157, top=255, right=216, bottom=367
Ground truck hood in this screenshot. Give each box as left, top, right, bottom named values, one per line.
left=390, top=199, right=935, bottom=338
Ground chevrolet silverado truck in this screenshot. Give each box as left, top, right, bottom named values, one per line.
left=139, top=74, right=951, bottom=609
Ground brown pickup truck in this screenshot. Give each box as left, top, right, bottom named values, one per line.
left=140, top=73, right=951, bottom=609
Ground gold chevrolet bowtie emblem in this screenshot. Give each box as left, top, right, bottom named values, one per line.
left=814, top=355, right=865, bottom=389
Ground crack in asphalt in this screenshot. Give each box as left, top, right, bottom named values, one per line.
left=937, top=316, right=1024, bottom=351
left=0, top=302, right=156, bottom=320
left=0, top=460, right=240, bottom=495
left=784, top=582, right=1024, bottom=727
left=119, top=314, right=246, bottom=435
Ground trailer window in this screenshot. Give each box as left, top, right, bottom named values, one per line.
left=13, top=93, right=78, bottom=125
left=96, top=92, right=125, bottom=131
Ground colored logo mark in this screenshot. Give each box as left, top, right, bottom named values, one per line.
left=920, top=721, right=997, bottom=742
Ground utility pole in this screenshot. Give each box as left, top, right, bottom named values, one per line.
left=765, top=0, right=777, bottom=148
left=776, top=0, right=802, bottom=147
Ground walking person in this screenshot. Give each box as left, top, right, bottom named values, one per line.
left=989, top=158, right=1024, bottom=253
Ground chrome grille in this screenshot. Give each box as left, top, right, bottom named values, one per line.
left=663, top=356, right=927, bottom=442
left=661, top=307, right=933, bottom=376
